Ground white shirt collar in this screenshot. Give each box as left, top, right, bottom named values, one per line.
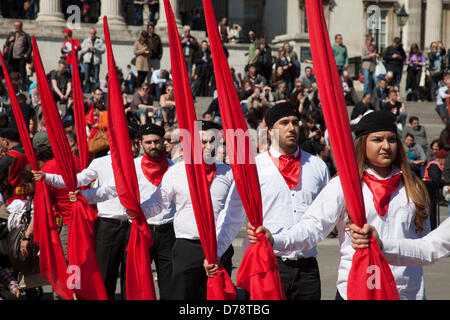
left=365, top=166, right=402, bottom=180
left=269, top=146, right=300, bottom=159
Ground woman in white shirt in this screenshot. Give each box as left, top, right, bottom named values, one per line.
left=246, top=110, right=430, bottom=300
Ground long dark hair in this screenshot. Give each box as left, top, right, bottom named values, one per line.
left=354, top=133, right=429, bottom=233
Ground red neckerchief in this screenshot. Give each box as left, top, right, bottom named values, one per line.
left=363, top=171, right=402, bottom=216
left=204, top=162, right=217, bottom=187
left=268, top=149, right=301, bottom=190
left=141, top=153, right=169, bottom=186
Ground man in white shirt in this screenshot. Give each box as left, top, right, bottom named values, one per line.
left=211, top=103, right=330, bottom=300
left=133, top=124, right=175, bottom=300
left=140, top=121, right=238, bottom=299
left=34, top=128, right=140, bottom=300
left=150, top=69, right=171, bottom=101
left=435, top=79, right=450, bottom=123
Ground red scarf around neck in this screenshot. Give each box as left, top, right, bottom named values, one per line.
left=204, top=162, right=217, bottom=187
left=268, top=149, right=301, bottom=190
left=141, top=153, right=170, bottom=186
left=363, top=171, right=402, bottom=216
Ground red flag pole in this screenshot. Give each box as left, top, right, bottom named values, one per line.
left=1, top=49, right=75, bottom=300
left=304, top=0, right=399, bottom=300
left=202, top=0, right=285, bottom=300
left=163, top=0, right=236, bottom=300
left=103, top=16, right=156, bottom=300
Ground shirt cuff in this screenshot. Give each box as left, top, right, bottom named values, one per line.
left=380, top=239, right=396, bottom=255
left=272, top=234, right=289, bottom=252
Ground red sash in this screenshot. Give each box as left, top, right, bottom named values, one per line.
left=268, top=150, right=301, bottom=189
left=363, top=171, right=402, bottom=216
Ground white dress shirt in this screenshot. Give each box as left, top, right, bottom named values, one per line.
left=272, top=167, right=431, bottom=300
left=382, top=217, right=450, bottom=266
left=216, top=146, right=330, bottom=259
left=134, top=156, right=175, bottom=225
left=44, top=155, right=128, bottom=221
left=140, top=160, right=236, bottom=240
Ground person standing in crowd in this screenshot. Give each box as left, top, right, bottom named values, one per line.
left=382, top=89, right=407, bottom=132
left=257, top=37, right=273, bottom=85
left=218, top=17, right=230, bottom=42
left=181, top=26, right=199, bottom=81
left=276, top=46, right=295, bottom=94
left=133, top=31, right=151, bottom=88
left=192, top=40, right=213, bottom=98
left=60, top=29, right=81, bottom=72
left=244, top=29, right=261, bottom=71
left=332, top=34, right=349, bottom=77
left=3, top=21, right=32, bottom=92
left=140, top=121, right=238, bottom=300
left=405, top=43, right=425, bottom=102
left=372, top=77, right=389, bottom=110
left=402, top=116, right=427, bottom=153
left=428, top=41, right=446, bottom=102
left=423, top=149, right=446, bottom=230
left=404, top=133, right=426, bottom=178
left=245, top=111, right=430, bottom=300
left=148, top=0, right=160, bottom=25
left=80, top=27, right=105, bottom=93
left=146, top=23, right=163, bottom=83
left=383, top=37, right=406, bottom=87
left=341, top=70, right=355, bottom=106
left=133, top=0, right=146, bottom=26
left=361, top=34, right=377, bottom=96
left=208, top=103, right=330, bottom=300
left=435, top=78, right=450, bottom=124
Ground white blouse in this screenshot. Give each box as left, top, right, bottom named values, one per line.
left=272, top=167, right=430, bottom=300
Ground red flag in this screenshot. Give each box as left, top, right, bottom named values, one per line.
left=163, top=0, right=236, bottom=300
left=32, top=37, right=107, bottom=300
left=70, top=40, right=90, bottom=170
left=304, top=0, right=399, bottom=300
left=103, top=16, right=156, bottom=300
left=202, top=0, right=285, bottom=300
left=0, top=51, right=74, bottom=300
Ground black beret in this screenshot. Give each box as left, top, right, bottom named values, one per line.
left=354, top=110, right=397, bottom=138
left=264, top=102, right=301, bottom=128
left=0, top=128, right=21, bottom=143
left=138, top=123, right=165, bottom=138
left=200, top=120, right=222, bottom=131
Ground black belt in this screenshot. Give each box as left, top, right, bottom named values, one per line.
left=276, top=256, right=317, bottom=268
left=148, top=222, right=173, bottom=232
left=99, top=217, right=130, bottom=227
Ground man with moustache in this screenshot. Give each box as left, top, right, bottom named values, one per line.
left=207, top=102, right=330, bottom=300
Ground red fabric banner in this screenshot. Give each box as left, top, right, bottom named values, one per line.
left=0, top=51, right=74, bottom=300
left=163, top=0, right=236, bottom=300
left=70, top=40, right=90, bottom=170
left=304, top=0, right=399, bottom=300
left=103, top=16, right=156, bottom=300
left=202, top=0, right=285, bottom=300
left=32, top=37, right=107, bottom=300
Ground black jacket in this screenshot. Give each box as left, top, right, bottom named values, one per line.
left=383, top=44, right=406, bottom=69
left=3, top=31, right=32, bottom=63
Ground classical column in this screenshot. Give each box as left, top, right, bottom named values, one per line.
left=36, top=0, right=65, bottom=25
left=404, top=0, right=422, bottom=50
left=424, top=0, right=443, bottom=46
left=286, top=0, right=302, bottom=36
left=156, top=0, right=181, bottom=33
left=97, top=0, right=126, bottom=27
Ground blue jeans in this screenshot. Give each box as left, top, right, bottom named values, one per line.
left=82, top=63, right=100, bottom=93
left=362, top=68, right=376, bottom=96
left=134, top=5, right=143, bottom=25
left=435, top=103, right=449, bottom=123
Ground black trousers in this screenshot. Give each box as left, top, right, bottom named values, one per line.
left=8, top=58, right=27, bottom=91
left=220, top=245, right=234, bottom=277
left=169, top=238, right=206, bottom=300
left=276, top=257, right=321, bottom=300
left=95, top=217, right=131, bottom=300
left=149, top=222, right=176, bottom=300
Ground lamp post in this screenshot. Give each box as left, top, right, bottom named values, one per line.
left=396, top=4, right=409, bottom=42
